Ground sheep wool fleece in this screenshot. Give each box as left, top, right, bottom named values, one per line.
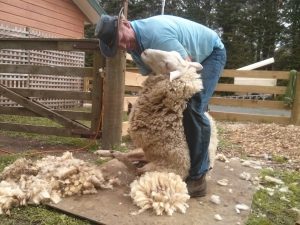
left=129, top=67, right=203, bottom=179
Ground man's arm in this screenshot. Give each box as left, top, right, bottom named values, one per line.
left=130, top=52, right=152, bottom=75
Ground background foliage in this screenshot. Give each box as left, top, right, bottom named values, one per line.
left=87, top=0, right=300, bottom=71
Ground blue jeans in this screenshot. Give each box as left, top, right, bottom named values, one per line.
left=183, top=47, right=226, bottom=180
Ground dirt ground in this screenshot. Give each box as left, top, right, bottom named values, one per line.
left=1, top=121, right=299, bottom=166
left=0, top=134, right=97, bottom=162
left=0, top=121, right=299, bottom=224
left=49, top=158, right=258, bottom=225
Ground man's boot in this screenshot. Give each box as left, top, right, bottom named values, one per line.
left=186, top=174, right=207, bottom=197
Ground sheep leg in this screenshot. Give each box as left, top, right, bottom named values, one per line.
left=95, top=149, right=146, bottom=162
left=112, top=153, right=139, bottom=173
left=95, top=149, right=147, bottom=173
left=94, top=150, right=116, bottom=157
left=136, top=162, right=157, bottom=175
left=124, top=148, right=147, bottom=162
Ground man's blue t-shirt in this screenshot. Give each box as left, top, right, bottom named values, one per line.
left=129, top=15, right=224, bottom=75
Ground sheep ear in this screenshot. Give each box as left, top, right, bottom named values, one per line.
left=170, top=70, right=182, bottom=81
left=188, top=62, right=203, bottom=71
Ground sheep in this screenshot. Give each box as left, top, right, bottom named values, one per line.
left=0, top=152, right=118, bottom=215
left=129, top=49, right=218, bottom=179
left=125, top=49, right=218, bottom=216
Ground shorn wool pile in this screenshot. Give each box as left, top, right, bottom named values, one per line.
left=0, top=152, right=117, bottom=215
left=128, top=49, right=218, bottom=215
left=130, top=172, right=190, bottom=216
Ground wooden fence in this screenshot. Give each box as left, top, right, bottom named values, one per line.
left=119, top=69, right=300, bottom=136
left=0, top=38, right=103, bottom=138
left=1, top=37, right=299, bottom=147
left=0, top=22, right=85, bottom=108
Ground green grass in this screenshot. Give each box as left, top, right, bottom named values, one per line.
left=0, top=153, right=22, bottom=172
left=0, top=129, right=98, bottom=150
left=0, top=112, right=98, bottom=148
left=0, top=205, right=93, bottom=225
left=0, top=114, right=62, bottom=127
left=271, top=155, right=289, bottom=163
left=246, top=169, right=300, bottom=225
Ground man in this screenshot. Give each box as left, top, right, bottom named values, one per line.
left=95, top=10, right=226, bottom=197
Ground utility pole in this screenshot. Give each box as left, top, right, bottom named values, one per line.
left=161, top=0, right=166, bottom=15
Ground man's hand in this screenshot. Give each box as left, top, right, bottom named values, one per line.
left=185, top=56, right=192, bottom=62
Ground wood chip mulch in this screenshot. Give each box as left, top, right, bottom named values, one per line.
left=217, top=122, right=300, bottom=170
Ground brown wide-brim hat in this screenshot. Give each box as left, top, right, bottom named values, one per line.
left=94, top=8, right=124, bottom=57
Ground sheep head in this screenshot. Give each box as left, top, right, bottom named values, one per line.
left=141, top=49, right=203, bottom=81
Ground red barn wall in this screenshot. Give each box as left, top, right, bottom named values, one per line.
left=0, top=0, right=87, bottom=38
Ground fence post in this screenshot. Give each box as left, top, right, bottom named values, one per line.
left=91, top=51, right=104, bottom=135
left=291, top=71, right=300, bottom=125
left=101, top=50, right=125, bottom=148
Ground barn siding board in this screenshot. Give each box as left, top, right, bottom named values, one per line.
left=0, top=0, right=84, bottom=25
left=38, top=0, right=90, bottom=24
left=0, top=2, right=83, bottom=33
left=0, top=11, right=81, bottom=38
left=0, top=0, right=86, bottom=38
left=42, top=0, right=85, bottom=15
left=23, top=0, right=85, bottom=19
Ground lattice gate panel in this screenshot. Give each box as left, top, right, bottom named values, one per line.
left=0, top=22, right=85, bottom=109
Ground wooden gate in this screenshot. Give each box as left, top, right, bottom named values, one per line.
left=0, top=38, right=103, bottom=138
left=121, top=69, right=300, bottom=134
